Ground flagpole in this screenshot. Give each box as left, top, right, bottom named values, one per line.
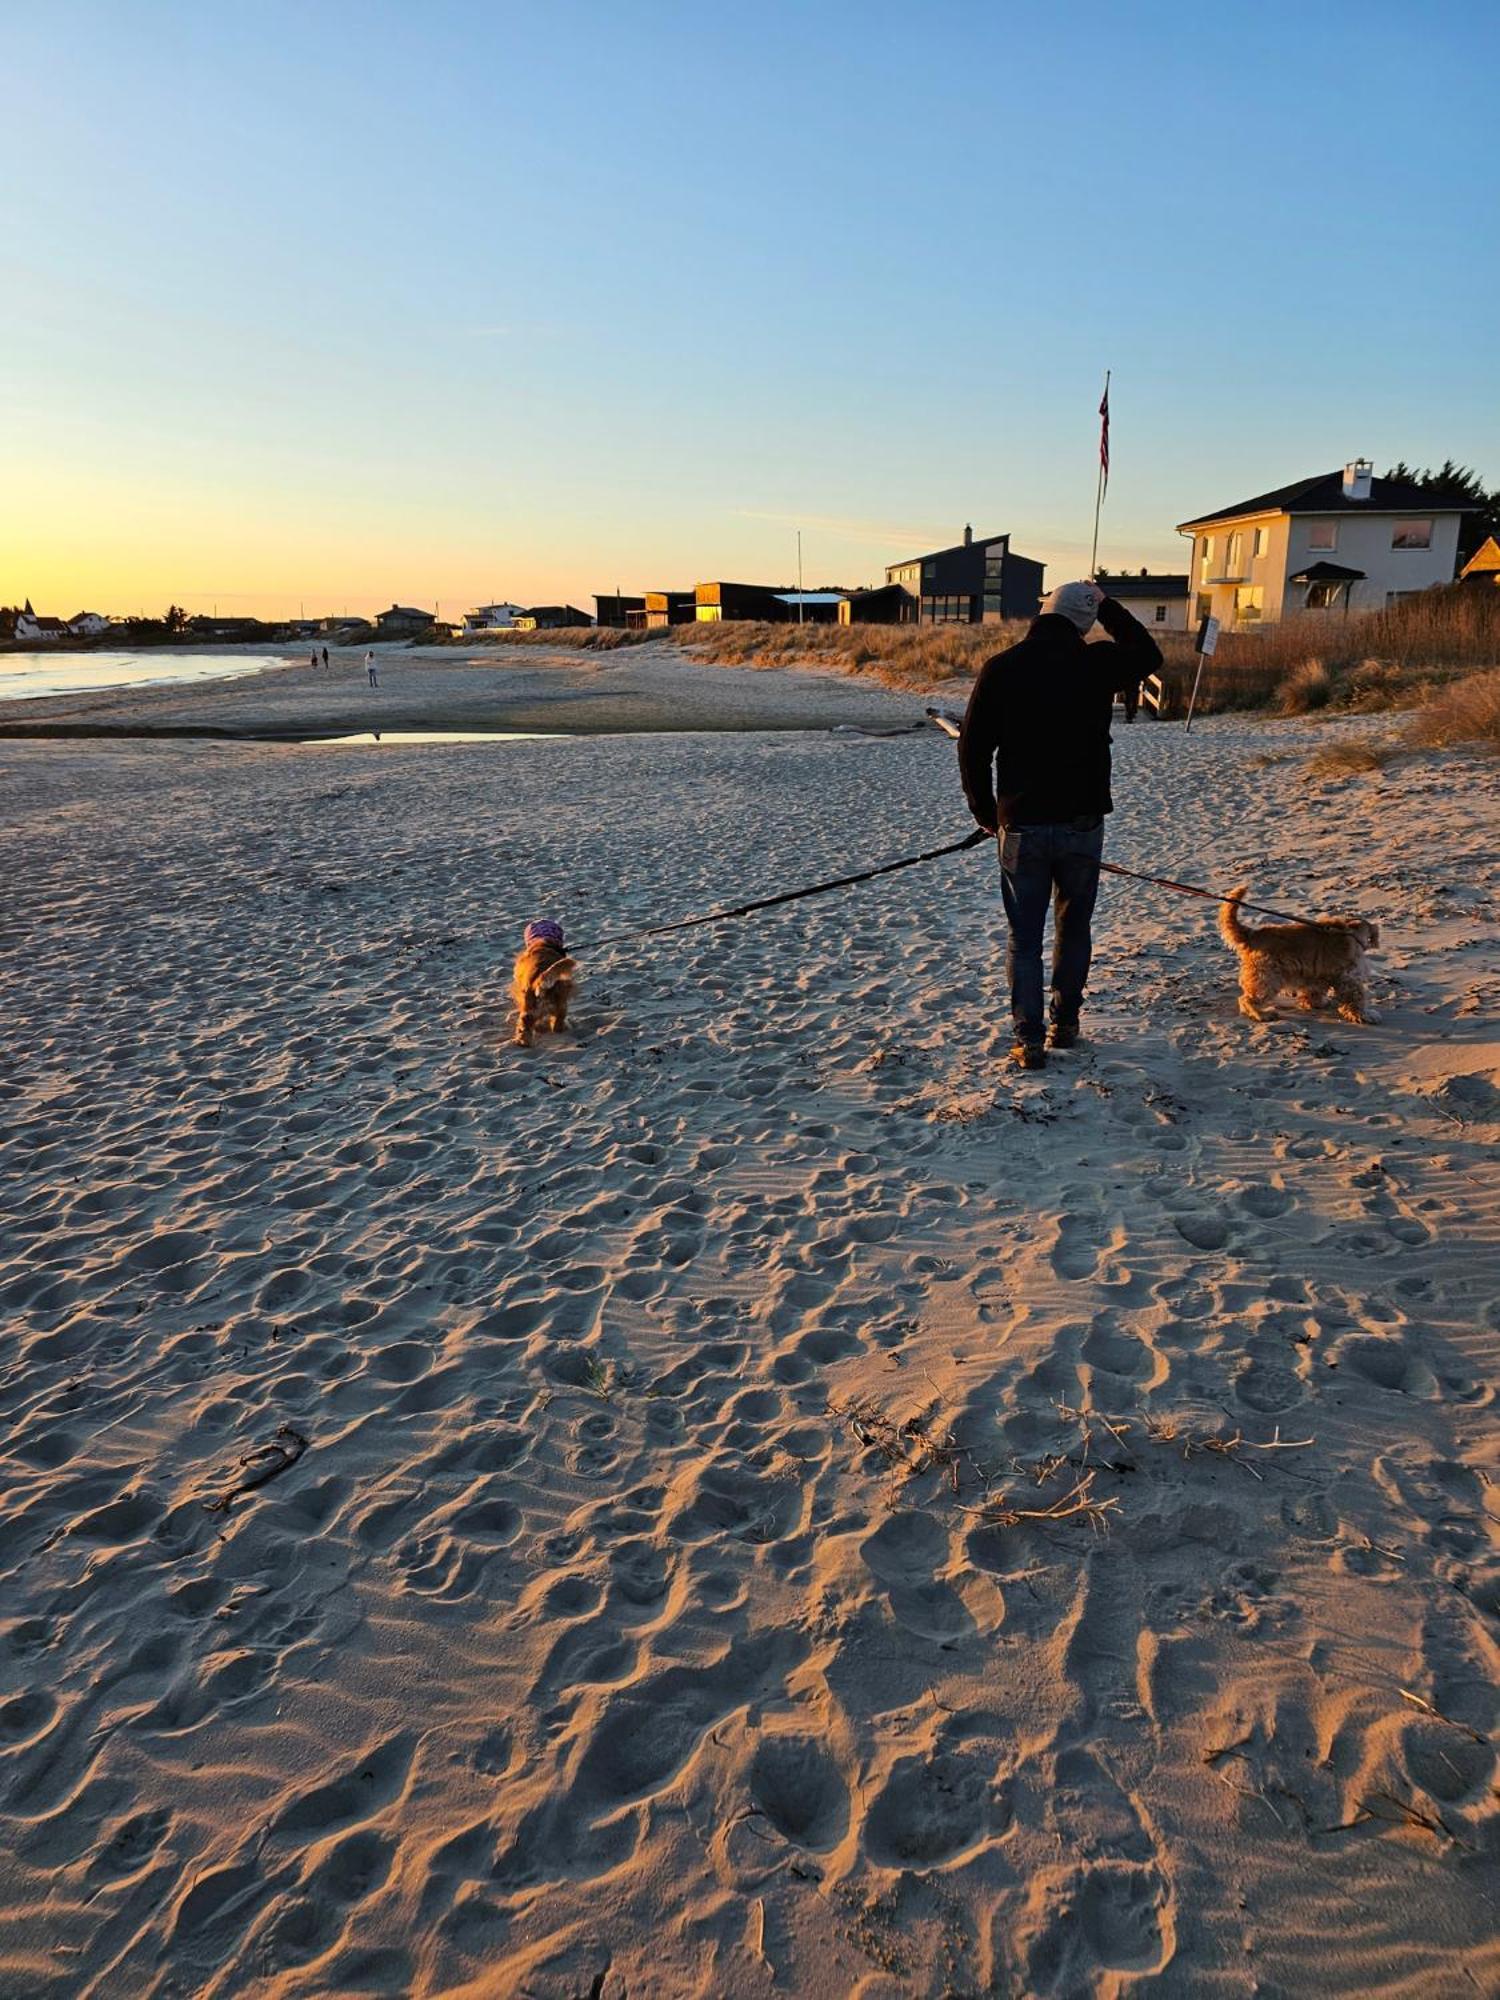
left=1090, top=368, right=1110, bottom=577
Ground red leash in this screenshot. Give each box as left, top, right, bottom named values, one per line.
left=1099, top=861, right=1305, bottom=925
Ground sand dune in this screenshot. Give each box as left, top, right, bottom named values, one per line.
left=1, top=700, right=1497, bottom=1997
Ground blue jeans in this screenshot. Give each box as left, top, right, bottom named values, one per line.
left=997, top=819, right=1104, bottom=1039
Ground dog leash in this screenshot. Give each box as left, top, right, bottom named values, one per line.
left=583, top=831, right=1309, bottom=957
left=585, top=828, right=991, bottom=952
left=1098, top=863, right=1305, bottom=925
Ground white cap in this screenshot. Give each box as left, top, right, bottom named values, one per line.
left=1040, top=580, right=1104, bottom=632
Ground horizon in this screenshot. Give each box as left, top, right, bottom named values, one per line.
left=4, top=0, right=1495, bottom=622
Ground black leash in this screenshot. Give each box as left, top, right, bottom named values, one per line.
left=586, top=828, right=990, bottom=952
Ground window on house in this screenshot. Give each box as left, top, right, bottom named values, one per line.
left=1154, top=604, right=1167, bottom=623
left=1305, top=581, right=1343, bottom=610
left=1199, top=537, right=1213, bottom=581
left=983, top=556, right=1004, bottom=580
left=1235, top=586, right=1264, bottom=624
left=1252, top=527, right=1267, bottom=557
left=1307, top=521, right=1337, bottom=550
left=923, top=563, right=936, bottom=579
left=1391, top=520, right=1432, bottom=549
left=1195, top=592, right=1212, bottom=621
left=1225, top=532, right=1243, bottom=574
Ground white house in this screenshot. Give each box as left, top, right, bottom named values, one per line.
left=67, top=611, right=111, bottom=638
left=1094, top=569, right=1191, bottom=633
left=461, top=602, right=526, bottom=632
left=1177, top=461, right=1473, bottom=631
left=14, top=600, right=67, bottom=643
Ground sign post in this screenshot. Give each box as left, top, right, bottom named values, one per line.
left=1184, top=614, right=1219, bottom=732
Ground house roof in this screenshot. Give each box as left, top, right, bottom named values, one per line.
left=379, top=604, right=433, bottom=619
left=1178, top=471, right=1480, bottom=532
left=1460, top=535, right=1500, bottom=577
left=1096, top=573, right=1189, bottom=597
left=1288, top=560, right=1367, bottom=583
left=888, top=531, right=1008, bottom=567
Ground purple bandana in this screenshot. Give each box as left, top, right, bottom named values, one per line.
left=525, top=920, right=565, bottom=948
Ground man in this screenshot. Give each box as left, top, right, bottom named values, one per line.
left=958, top=580, right=1161, bottom=1071
left=365, top=649, right=379, bottom=688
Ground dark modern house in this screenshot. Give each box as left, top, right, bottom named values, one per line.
left=594, top=593, right=646, bottom=629
left=1094, top=568, right=1191, bottom=632
left=885, top=527, right=1044, bottom=624
left=644, top=590, right=696, bottom=628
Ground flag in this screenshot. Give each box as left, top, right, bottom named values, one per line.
left=1098, top=380, right=1110, bottom=496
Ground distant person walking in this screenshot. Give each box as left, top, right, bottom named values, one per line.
left=321, top=645, right=329, bottom=668
left=958, top=581, right=1161, bottom=1071
left=365, top=649, right=378, bottom=688
left=309, top=650, right=318, bottom=671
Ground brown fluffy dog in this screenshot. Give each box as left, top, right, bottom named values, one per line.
left=1218, top=884, right=1379, bottom=1024
left=511, top=938, right=577, bottom=1047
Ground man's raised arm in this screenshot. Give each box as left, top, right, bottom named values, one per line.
left=1095, top=594, right=1163, bottom=690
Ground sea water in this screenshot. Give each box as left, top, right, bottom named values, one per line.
left=0, top=652, right=286, bottom=702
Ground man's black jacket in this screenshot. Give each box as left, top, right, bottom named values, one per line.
left=958, top=598, right=1162, bottom=832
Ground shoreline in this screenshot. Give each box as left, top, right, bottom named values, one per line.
left=0, top=641, right=942, bottom=740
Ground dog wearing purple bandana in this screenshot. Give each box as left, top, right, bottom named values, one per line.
left=512, top=919, right=577, bottom=1047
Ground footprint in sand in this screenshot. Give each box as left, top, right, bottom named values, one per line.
left=1170, top=1211, right=1230, bottom=1251
left=861, top=1512, right=972, bottom=1643
left=862, top=1748, right=1008, bottom=1867
left=1234, top=1354, right=1305, bottom=1412
left=1237, top=1182, right=1294, bottom=1218
left=1050, top=1212, right=1104, bottom=1281
left=747, top=1734, right=850, bottom=1850
left=1027, top=1863, right=1175, bottom=1986
left=1081, top=1316, right=1155, bottom=1383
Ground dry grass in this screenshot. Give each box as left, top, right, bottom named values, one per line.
left=1273, top=659, right=1334, bottom=714
left=1306, top=738, right=1397, bottom=779
left=1304, top=665, right=1500, bottom=780
left=461, top=626, right=653, bottom=652
left=671, top=618, right=1025, bottom=689
left=1177, top=585, right=1500, bottom=717
left=1403, top=666, right=1500, bottom=749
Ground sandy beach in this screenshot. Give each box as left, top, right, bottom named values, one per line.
left=0, top=643, right=925, bottom=740
left=1, top=655, right=1497, bottom=1998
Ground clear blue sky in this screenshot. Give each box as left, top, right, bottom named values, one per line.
left=5, top=0, right=1495, bottom=617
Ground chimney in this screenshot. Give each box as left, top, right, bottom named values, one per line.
left=1342, top=458, right=1373, bottom=502
left=963, top=524, right=973, bottom=546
